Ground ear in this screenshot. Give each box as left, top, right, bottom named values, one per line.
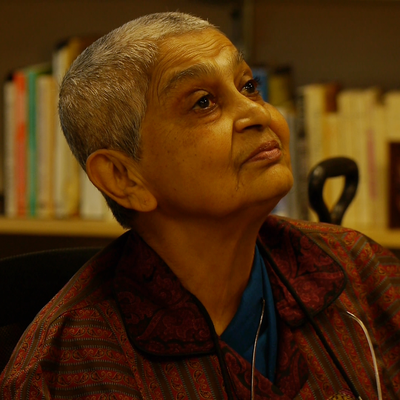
left=86, top=149, right=157, bottom=213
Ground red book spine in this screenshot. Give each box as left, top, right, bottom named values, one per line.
left=14, top=71, right=27, bottom=217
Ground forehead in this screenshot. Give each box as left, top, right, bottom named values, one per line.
left=150, top=29, right=244, bottom=100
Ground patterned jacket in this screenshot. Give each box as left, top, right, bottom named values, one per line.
left=1, top=216, right=399, bottom=399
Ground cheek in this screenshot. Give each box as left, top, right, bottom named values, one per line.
left=179, top=124, right=233, bottom=167
left=144, top=115, right=234, bottom=185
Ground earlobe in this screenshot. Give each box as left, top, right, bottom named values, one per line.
left=86, top=149, right=157, bottom=212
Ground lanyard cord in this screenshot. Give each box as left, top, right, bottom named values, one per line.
left=250, top=298, right=266, bottom=400
left=258, top=244, right=362, bottom=400
left=345, top=311, right=382, bottom=400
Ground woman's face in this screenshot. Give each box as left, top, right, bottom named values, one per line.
left=136, top=29, right=293, bottom=221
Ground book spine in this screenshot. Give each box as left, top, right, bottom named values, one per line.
left=36, top=75, right=56, bottom=218
left=80, top=171, right=108, bottom=220
left=3, top=78, right=17, bottom=217
left=360, top=88, right=381, bottom=228
left=27, top=70, right=38, bottom=217
left=53, top=44, right=80, bottom=218
left=336, top=90, right=359, bottom=227
left=303, top=84, right=326, bottom=172
left=369, top=102, right=387, bottom=228
left=294, top=86, right=311, bottom=221
left=13, top=71, right=27, bottom=217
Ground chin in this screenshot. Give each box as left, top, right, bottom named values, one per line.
left=271, top=167, right=294, bottom=196
left=259, top=172, right=294, bottom=214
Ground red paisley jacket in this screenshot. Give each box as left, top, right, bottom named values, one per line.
left=1, top=216, right=399, bottom=399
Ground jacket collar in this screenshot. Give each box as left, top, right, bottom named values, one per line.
left=113, top=231, right=215, bottom=357
left=258, top=216, right=347, bottom=327
left=112, top=215, right=347, bottom=356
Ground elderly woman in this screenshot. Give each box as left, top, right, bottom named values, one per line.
left=1, top=12, right=399, bottom=400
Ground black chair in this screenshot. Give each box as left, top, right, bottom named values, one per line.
left=308, top=157, right=359, bottom=225
left=0, top=247, right=101, bottom=372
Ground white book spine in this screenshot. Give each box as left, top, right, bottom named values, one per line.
left=36, top=75, right=57, bottom=218
left=80, top=170, right=108, bottom=220
left=53, top=46, right=80, bottom=218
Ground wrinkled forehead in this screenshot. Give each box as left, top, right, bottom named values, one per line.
left=148, top=29, right=244, bottom=102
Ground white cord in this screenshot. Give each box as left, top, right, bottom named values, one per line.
left=346, top=311, right=382, bottom=400
left=250, top=298, right=265, bottom=400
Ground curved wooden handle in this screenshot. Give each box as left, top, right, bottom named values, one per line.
left=308, top=157, right=359, bottom=225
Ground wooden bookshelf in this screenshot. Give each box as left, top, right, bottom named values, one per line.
left=2, top=1, right=400, bottom=253
left=0, top=218, right=399, bottom=249
left=350, top=226, right=400, bottom=250
left=0, top=217, right=125, bottom=238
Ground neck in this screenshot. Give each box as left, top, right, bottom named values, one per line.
left=136, top=212, right=267, bottom=335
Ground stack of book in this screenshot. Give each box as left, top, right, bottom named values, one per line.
left=3, top=43, right=400, bottom=230
left=3, top=36, right=111, bottom=221
left=297, top=82, right=400, bottom=229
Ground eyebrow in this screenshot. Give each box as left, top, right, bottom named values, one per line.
left=160, top=49, right=245, bottom=98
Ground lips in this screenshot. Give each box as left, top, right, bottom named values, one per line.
left=245, top=140, right=282, bottom=163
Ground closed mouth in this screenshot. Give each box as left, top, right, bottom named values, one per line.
left=245, top=140, right=282, bottom=163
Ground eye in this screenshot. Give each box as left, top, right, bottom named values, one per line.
left=242, top=78, right=260, bottom=95
left=193, top=94, right=216, bottom=110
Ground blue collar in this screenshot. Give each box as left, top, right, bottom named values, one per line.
left=221, top=245, right=277, bottom=382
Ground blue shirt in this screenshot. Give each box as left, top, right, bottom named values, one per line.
left=221, top=245, right=277, bottom=382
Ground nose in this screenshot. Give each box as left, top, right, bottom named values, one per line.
left=233, top=96, right=272, bottom=134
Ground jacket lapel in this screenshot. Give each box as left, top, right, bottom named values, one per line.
left=113, top=231, right=215, bottom=356
left=258, top=216, right=347, bottom=328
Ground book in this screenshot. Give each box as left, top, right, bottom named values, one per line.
left=293, top=86, right=311, bottom=221
left=384, top=90, right=400, bottom=142
left=297, top=82, right=340, bottom=221
left=36, top=74, right=57, bottom=218
left=52, top=37, right=96, bottom=218
left=370, top=100, right=388, bottom=228
left=337, top=88, right=383, bottom=228
left=268, top=66, right=293, bottom=109
left=359, top=87, right=382, bottom=228
left=336, top=89, right=360, bottom=227
left=385, top=91, right=400, bottom=228
left=11, top=63, right=51, bottom=217
left=13, top=69, right=28, bottom=217
left=303, top=83, right=340, bottom=171
left=80, top=171, right=112, bottom=220
left=26, top=64, right=51, bottom=217
left=3, top=75, right=16, bottom=218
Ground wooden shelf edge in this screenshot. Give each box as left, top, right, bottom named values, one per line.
left=0, top=217, right=126, bottom=238
left=351, top=226, right=400, bottom=249
left=0, top=218, right=399, bottom=248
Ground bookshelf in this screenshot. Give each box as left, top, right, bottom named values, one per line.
left=0, top=217, right=124, bottom=238
left=2, top=0, right=400, bottom=252
left=0, top=218, right=398, bottom=250
left=355, top=227, right=400, bottom=250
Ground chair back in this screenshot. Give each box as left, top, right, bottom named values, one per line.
left=308, top=157, right=359, bottom=225
left=0, top=247, right=101, bottom=373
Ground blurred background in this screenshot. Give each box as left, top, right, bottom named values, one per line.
left=2, top=0, right=400, bottom=257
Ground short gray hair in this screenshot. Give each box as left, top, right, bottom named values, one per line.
left=59, top=12, right=217, bottom=228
